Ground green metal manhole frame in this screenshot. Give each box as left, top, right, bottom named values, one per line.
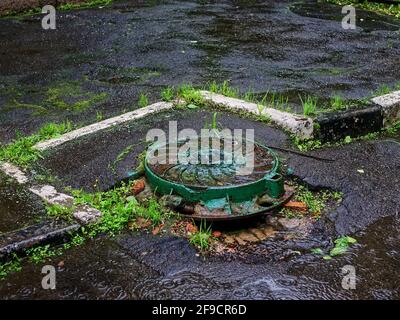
left=144, top=138, right=285, bottom=203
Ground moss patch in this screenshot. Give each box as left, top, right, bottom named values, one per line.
left=1, top=0, right=113, bottom=18
left=324, top=0, right=400, bottom=18
left=5, top=81, right=107, bottom=115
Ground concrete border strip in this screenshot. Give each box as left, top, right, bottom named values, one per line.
left=34, top=101, right=174, bottom=151
left=0, top=162, right=29, bottom=184
left=29, top=185, right=102, bottom=225
left=371, top=90, right=400, bottom=126
left=199, top=91, right=314, bottom=139
left=0, top=163, right=102, bottom=225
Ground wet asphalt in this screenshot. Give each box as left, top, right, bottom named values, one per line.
left=1, top=0, right=400, bottom=143
left=1, top=0, right=400, bottom=299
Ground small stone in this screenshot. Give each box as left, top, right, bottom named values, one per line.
left=257, top=193, right=275, bottom=206
left=283, top=201, right=307, bottom=212
left=159, top=195, right=183, bottom=209
left=265, top=216, right=281, bottom=229
left=73, top=205, right=102, bottom=225
left=223, top=235, right=236, bottom=245
left=237, top=231, right=259, bottom=243
left=249, top=228, right=268, bottom=240
left=185, top=223, right=198, bottom=234
left=234, top=236, right=247, bottom=246
left=278, top=218, right=302, bottom=230
left=132, top=179, right=145, bottom=195
left=212, top=231, right=222, bottom=238
left=261, top=226, right=277, bottom=238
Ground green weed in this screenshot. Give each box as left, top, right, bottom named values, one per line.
left=208, top=80, right=239, bottom=98
left=136, top=198, right=165, bottom=225
left=161, top=86, right=175, bottom=102
left=0, top=254, right=22, bottom=280
left=374, top=84, right=392, bottom=96
left=71, top=182, right=137, bottom=237
left=325, top=0, right=400, bottom=19
left=138, top=93, right=149, bottom=108
left=177, top=84, right=204, bottom=105
left=330, top=94, right=345, bottom=111
left=300, top=95, right=318, bottom=116
left=59, top=0, right=113, bottom=11
left=330, top=236, right=357, bottom=256
left=96, top=111, right=104, bottom=121
left=189, top=221, right=212, bottom=250
left=46, top=203, right=73, bottom=221
left=0, top=121, right=72, bottom=167
left=26, top=245, right=62, bottom=264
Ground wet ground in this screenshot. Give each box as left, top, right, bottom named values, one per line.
left=1, top=108, right=400, bottom=299
left=0, top=172, right=45, bottom=233
left=1, top=0, right=400, bottom=143
left=1, top=215, right=399, bottom=300
left=1, top=0, right=400, bottom=300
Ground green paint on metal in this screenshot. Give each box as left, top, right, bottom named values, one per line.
left=143, top=138, right=285, bottom=204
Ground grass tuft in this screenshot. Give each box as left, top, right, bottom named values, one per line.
left=161, top=86, right=175, bottom=102
left=0, top=121, right=73, bottom=168
left=138, top=93, right=149, bottom=108
left=189, top=221, right=212, bottom=250
left=300, top=95, right=318, bottom=116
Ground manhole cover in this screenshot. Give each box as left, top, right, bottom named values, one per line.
left=144, top=135, right=293, bottom=221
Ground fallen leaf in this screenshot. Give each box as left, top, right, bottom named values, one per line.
left=136, top=217, right=152, bottom=228
left=185, top=223, right=198, bottom=234
left=57, top=261, right=64, bottom=268
left=212, top=230, right=222, bottom=238
left=128, top=221, right=135, bottom=230
left=132, top=179, right=145, bottom=195
left=152, top=224, right=164, bottom=235
left=284, top=201, right=308, bottom=212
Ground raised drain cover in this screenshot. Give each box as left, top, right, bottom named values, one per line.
left=144, top=136, right=293, bottom=221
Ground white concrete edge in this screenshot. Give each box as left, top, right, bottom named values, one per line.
left=34, top=101, right=174, bottom=151
left=29, top=185, right=102, bottom=225
left=199, top=91, right=314, bottom=139
left=371, top=90, right=400, bottom=126
left=0, top=162, right=29, bottom=184
left=0, top=163, right=102, bottom=225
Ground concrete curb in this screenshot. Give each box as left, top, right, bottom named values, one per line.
left=34, top=101, right=174, bottom=151
left=0, top=166, right=103, bottom=226
left=314, top=104, right=384, bottom=142
left=0, top=162, right=29, bottom=184
left=314, top=89, right=400, bottom=142
left=200, top=91, right=314, bottom=139
left=372, top=90, right=400, bottom=126
left=0, top=221, right=81, bottom=261
left=0, top=161, right=102, bottom=259
left=0, top=103, right=177, bottom=258
left=200, top=90, right=400, bottom=142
